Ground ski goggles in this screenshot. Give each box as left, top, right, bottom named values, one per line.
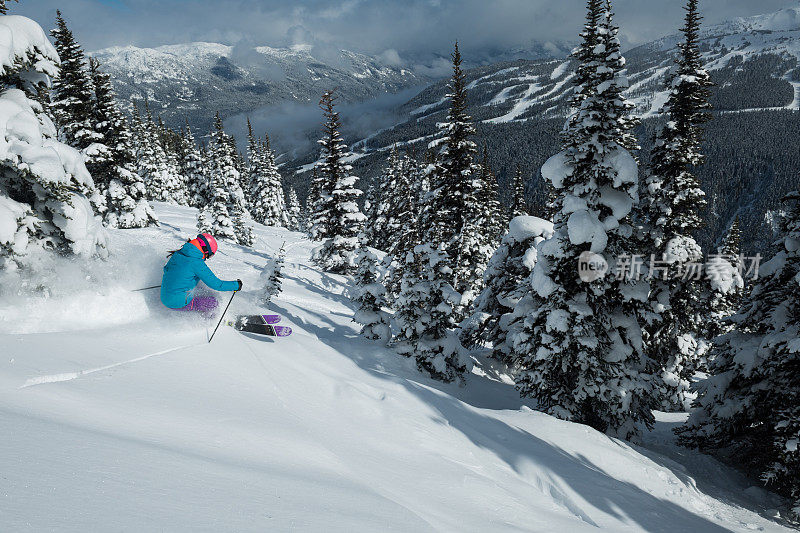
left=197, top=234, right=215, bottom=259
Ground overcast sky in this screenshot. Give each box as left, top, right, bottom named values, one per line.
left=13, top=0, right=796, bottom=58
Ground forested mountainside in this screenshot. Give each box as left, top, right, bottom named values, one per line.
left=90, top=42, right=429, bottom=134
left=288, top=7, right=800, bottom=254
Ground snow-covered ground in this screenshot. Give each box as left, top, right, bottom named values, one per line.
left=0, top=204, right=793, bottom=532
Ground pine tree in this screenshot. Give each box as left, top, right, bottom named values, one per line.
left=600, top=0, right=640, bottom=156
left=50, top=11, right=100, bottom=151
left=362, top=180, right=380, bottom=246
left=196, top=174, right=235, bottom=241
left=300, top=192, right=313, bottom=234
left=364, top=146, right=400, bottom=251
left=159, top=119, right=189, bottom=207
left=390, top=155, right=427, bottom=260
left=310, top=91, right=366, bottom=273
left=384, top=156, right=429, bottom=302
left=478, top=146, right=505, bottom=243
left=87, top=58, right=156, bottom=229
left=180, top=124, right=207, bottom=208
left=308, top=166, right=327, bottom=240
left=642, top=0, right=714, bottom=411
left=247, top=120, right=289, bottom=227
left=49, top=11, right=105, bottom=216
left=364, top=146, right=422, bottom=253
left=460, top=216, right=553, bottom=358
left=423, top=42, right=491, bottom=315
left=510, top=166, right=529, bottom=218
left=0, top=10, right=107, bottom=268
left=680, top=191, right=800, bottom=519
left=136, top=106, right=187, bottom=205
left=394, top=242, right=471, bottom=382
left=198, top=114, right=253, bottom=245
left=260, top=243, right=285, bottom=306
left=511, top=0, right=654, bottom=441
left=352, top=244, right=392, bottom=342
left=218, top=113, right=252, bottom=245
left=0, top=0, right=18, bottom=15
left=286, top=187, right=302, bottom=231
left=702, top=217, right=744, bottom=343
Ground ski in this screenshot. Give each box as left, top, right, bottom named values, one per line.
left=262, top=314, right=282, bottom=325
left=228, top=315, right=292, bottom=337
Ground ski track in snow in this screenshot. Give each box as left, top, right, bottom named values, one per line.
left=20, top=343, right=205, bottom=388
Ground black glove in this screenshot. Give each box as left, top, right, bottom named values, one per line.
left=236, top=279, right=243, bottom=291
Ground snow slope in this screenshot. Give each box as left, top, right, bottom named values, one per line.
left=0, top=204, right=793, bottom=531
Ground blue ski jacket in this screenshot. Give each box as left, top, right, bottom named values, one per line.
left=160, top=242, right=240, bottom=309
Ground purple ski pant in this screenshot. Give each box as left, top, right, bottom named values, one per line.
left=180, top=295, right=219, bottom=313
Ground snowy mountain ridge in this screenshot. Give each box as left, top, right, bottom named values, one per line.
left=400, top=6, right=800, bottom=128
left=91, top=42, right=234, bottom=83
left=89, top=41, right=428, bottom=133
left=0, top=203, right=794, bottom=531
left=706, top=6, right=800, bottom=34
left=288, top=4, right=800, bottom=175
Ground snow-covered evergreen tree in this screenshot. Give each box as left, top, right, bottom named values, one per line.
left=87, top=58, right=156, bottom=229
left=423, top=43, right=492, bottom=315
left=180, top=125, right=207, bottom=208
left=364, top=146, right=426, bottom=256
left=196, top=172, right=235, bottom=241
left=460, top=216, right=553, bottom=359
left=259, top=243, right=285, bottom=306
left=362, top=180, right=380, bottom=246
left=160, top=119, right=189, bottom=207
left=394, top=242, right=471, bottom=382
left=246, top=121, right=289, bottom=227
left=642, top=0, right=713, bottom=411
left=510, top=166, right=529, bottom=218
left=383, top=156, right=429, bottom=302
left=135, top=106, right=187, bottom=206
left=511, top=0, right=655, bottom=441
left=478, top=146, right=505, bottom=244
left=364, top=146, right=402, bottom=252
left=680, top=191, right=800, bottom=519
left=218, top=114, right=252, bottom=245
left=310, top=91, right=366, bottom=273
left=352, top=244, right=391, bottom=342
left=600, top=0, right=640, bottom=156
left=308, top=166, right=327, bottom=240
left=50, top=11, right=100, bottom=152
left=286, top=187, right=302, bottom=231
left=198, top=114, right=253, bottom=245
left=0, top=12, right=107, bottom=268
left=49, top=10, right=105, bottom=216
left=702, top=217, right=745, bottom=343
left=390, top=156, right=427, bottom=260
left=0, top=1, right=17, bottom=15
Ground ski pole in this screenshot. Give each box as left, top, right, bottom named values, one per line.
left=208, top=291, right=237, bottom=344
left=133, top=285, right=161, bottom=292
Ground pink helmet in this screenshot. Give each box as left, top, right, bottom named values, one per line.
left=191, top=233, right=218, bottom=258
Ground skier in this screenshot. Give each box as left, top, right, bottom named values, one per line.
left=161, top=233, right=242, bottom=313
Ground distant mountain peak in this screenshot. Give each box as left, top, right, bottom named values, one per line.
left=89, top=41, right=429, bottom=134
left=707, top=5, right=800, bottom=35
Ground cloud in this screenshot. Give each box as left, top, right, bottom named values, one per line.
left=230, top=39, right=287, bottom=81
left=412, top=57, right=453, bottom=78
left=11, top=0, right=796, bottom=60
left=224, top=86, right=424, bottom=157
left=378, top=49, right=403, bottom=67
